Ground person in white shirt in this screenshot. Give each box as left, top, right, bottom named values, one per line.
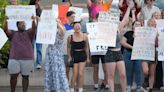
left=140, top=0, right=160, bottom=20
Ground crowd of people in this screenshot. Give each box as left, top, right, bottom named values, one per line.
left=2, top=0, right=164, bottom=92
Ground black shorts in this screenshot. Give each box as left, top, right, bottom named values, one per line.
left=105, top=49, right=123, bottom=63
left=91, top=55, right=105, bottom=64
left=72, top=51, right=87, bottom=64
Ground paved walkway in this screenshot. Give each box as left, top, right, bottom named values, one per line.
left=0, top=86, right=164, bottom=92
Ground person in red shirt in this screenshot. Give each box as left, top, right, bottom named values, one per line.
left=119, top=0, right=142, bottom=21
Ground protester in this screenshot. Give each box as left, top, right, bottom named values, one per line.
left=87, top=0, right=113, bottom=22
left=119, top=0, right=142, bottom=20
left=121, top=20, right=144, bottom=92
left=64, top=11, right=75, bottom=31
left=4, top=16, right=36, bottom=92
left=90, top=13, right=108, bottom=92
left=151, top=11, right=164, bottom=89
left=142, top=18, right=157, bottom=92
left=104, top=1, right=135, bottom=92
left=67, top=22, right=90, bottom=92
left=64, top=11, right=75, bottom=80
left=161, top=9, right=164, bottom=90
left=44, top=19, right=69, bottom=92
left=140, top=0, right=160, bottom=20
left=29, top=0, right=43, bottom=69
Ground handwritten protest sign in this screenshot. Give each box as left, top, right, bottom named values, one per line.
left=58, top=4, right=69, bottom=24
left=131, top=27, right=157, bottom=61
left=52, top=4, right=58, bottom=18
left=69, top=7, right=83, bottom=21
left=5, top=5, right=36, bottom=21
left=36, top=10, right=57, bottom=44
left=98, top=11, right=120, bottom=26
left=40, top=9, right=56, bottom=20
left=0, top=28, right=8, bottom=50
left=63, top=30, right=74, bottom=55
left=87, top=22, right=117, bottom=55
left=158, top=28, right=164, bottom=61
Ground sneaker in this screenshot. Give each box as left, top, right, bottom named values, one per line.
left=126, top=86, right=131, bottom=92
left=36, top=65, right=42, bottom=69
left=136, top=87, right=145, bottom=92
left=100, top=83, right=105, bottom=90
left=92, top=87, right=99, bottom=92
left=104, top=88, right=110, bottom=92
left=160, top=86, right=164, bottom=90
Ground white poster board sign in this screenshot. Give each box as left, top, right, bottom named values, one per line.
left=0, top=28, right=8, bottom=49
left=5, top=5, right=36, bottom=21
left=63, top=30, right=74, bottom=55
left=98, top=11, right=120, bottom=26
left=87, top=22, right=117, bottom=55
left=131, top=27, right=157, bottom=61
left=69, top=7, right=83, bottom=21
left=52, top=4, right=58, bottom=18
left=158, top=28, right=164, bottom=61
left=36, top=10, right=57, bottom=44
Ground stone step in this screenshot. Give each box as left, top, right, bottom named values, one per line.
left=0, top=67, right=121, bottom=86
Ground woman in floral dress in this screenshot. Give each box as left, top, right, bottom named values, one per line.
left=44, top=19, right=70, bottom=92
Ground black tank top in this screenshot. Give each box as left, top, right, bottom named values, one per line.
left=71, top=34, right=85, bottom=51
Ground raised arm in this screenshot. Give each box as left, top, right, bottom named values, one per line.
left=29, top=16, right=36, bottom=36
left=87, top=0, right=92, bottom=7
left=132, top=9, right=136, bottom=23
left=67, top=36, right=72, bottom=62
left=134, top=0, right=142, bottom=8
left=118, top=0, right=124, bottom=7
left=3, top=16, right=12, bottom=38
left=57, top=19, right=65, bottom=39
left=84, top=34, right=90, bottom=63
left=119, top=0, right=134, bottom=31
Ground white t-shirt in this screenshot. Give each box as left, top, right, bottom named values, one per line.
left=140, top=5, right=160, bottom=20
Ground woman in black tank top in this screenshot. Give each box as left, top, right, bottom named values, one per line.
left=67, top=22, right=90, bottom=92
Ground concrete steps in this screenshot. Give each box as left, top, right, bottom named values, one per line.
left=0, top=67, right=122, bottom=86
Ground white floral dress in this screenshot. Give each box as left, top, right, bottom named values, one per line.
left=44, top=33, right=69, bottom=92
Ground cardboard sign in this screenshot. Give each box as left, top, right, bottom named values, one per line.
left=0, top=28, right=8, bottom=49
left=87, top=22, right=117, bottom=55
left=98, top=11, right=120, bottom=26
left=158, top=28, right=164, bottom=61
left=5, top=5, right=36, bottom=21
left=36, top=10, right=57, bottom=44
left=131, top=27, right=157, bottom=61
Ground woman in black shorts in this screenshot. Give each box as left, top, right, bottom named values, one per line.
left=142, top=18, right=158, bottom=92
left=67, top=22, right=90, bottom=92
left=104, top=1, right=134, bottom=92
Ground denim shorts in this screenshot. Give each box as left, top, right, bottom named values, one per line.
left=105, top=49, right=123, bottom=63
